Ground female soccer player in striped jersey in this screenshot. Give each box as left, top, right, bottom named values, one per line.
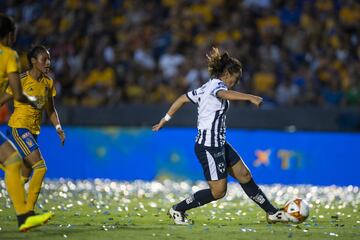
left=153, top=47, right=291, bottom=225
left=0, top=14, right=53, bottom=231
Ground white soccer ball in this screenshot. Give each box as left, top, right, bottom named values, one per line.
left=284, top=198, right=310, bottom=223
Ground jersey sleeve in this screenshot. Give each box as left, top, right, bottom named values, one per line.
left=209, top=79, right=228, bottom=97
left=6, top=50, right=20, bottom=74
left=186, top=88, right=201, bottom=104
left=51, top=81, right=57, bottom=97
left=45, top=77, right=57, bottom=97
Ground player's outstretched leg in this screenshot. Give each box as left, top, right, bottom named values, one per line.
left=229, top=160, right=289, bottom=223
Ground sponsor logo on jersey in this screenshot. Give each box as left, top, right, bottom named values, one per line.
left=21, top=132, right=31, bottom=138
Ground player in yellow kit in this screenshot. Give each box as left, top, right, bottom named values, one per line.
left=0, top=14, right=53, bottom=232
left=1, top=45, right=64, bottom=229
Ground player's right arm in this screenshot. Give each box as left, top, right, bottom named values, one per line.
left=6, top=51, right=38, bottom=105
left=7, top=73, right=39, bottom=107
left=7, top=72, right=27, bottom=102
left=152, top=94, right=190, bottom=131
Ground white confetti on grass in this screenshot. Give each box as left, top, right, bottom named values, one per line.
left=0, top=179, right=359, bottom=216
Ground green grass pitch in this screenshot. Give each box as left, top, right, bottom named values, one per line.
left=0, top=180, right=359, bottom=240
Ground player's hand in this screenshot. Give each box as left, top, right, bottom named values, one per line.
left=152, top=118, right=167, bottom=131
left=250, top=96, right=263, bottom=107
left=57, top=128, right=66, bottom=146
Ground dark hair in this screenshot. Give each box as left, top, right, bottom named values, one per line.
left=0, top=14, right=15, bottom=38
left=207, top=47, right=242, bottom=78
left=27, top=45, right=49, bottom=68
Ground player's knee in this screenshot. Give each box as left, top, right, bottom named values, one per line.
left=3, top=152, right=22, bottom=168
left=239, top=167, right=251, bottom=179
left=211, top=187, right=227, bottom=200
left=242, top=168, right=251, bottom=178
left=32, top=160, right=47, bottom=173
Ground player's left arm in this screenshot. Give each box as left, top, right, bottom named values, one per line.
left=217, top=90, right=263, bottom=107
left=46, top=95, right=65, bottom=146
left=152, top=94, right=190, bottom=131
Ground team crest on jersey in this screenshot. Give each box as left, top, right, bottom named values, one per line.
left=21, top=132, right=31, bottom=138
left=26, top=138, right=34, bottom=148
left=217, top=162, right=225, bottom=173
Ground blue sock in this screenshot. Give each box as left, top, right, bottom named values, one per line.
left=240, top=178, right=278, bottom=215
left=174, top=189, right=215, bottom=212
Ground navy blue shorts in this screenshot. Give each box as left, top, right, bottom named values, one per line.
left=6, top=127, right=39, bottom=158
left=195, top=142, right=241, bottom=181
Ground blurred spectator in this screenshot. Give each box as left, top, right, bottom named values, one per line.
left=319, top=77, right=345, bottom=107
left=253, top=62, right=276, bottom=102
left=73, top=59, right=115, bottom=106
left=0, top=0, right=358, bottom=107
left=276, top=75, right=300, bottom=106
left=159, top=45, right=185, bottom=81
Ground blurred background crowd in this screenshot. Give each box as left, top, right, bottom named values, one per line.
left=1, top=0, right=359, bottom=108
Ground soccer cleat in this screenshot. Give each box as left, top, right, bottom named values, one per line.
left=19, top=212, right=54, bottom=232
left=168, top=207, right=193, bottom=225
left=266, top=209, right=290, bottom=224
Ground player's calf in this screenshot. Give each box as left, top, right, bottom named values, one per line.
left=26, top=159, right=47, bottom=211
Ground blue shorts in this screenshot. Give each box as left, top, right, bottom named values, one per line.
left=6, top=127, right=39, bottom=158
left=0, top=131, right=9, bottom=145
left=195, top=142, right=241, bottom=181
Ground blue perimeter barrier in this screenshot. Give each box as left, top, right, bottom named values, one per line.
left=0, top=126, right=359, bottom=186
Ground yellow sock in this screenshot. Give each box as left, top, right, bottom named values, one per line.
left=4, top=152, right=27, bottom=215
left=26, top=160, right=47, bottom=212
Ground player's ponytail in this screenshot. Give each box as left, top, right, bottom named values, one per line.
left=0, top=14, right=15, bottom=38
left=207, top=47, right=242, bottom=78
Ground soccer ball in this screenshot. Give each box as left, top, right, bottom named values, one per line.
left=284, top=198, right=310, bottom=223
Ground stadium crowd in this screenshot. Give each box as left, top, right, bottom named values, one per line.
left=1, top=0, right=359, bottom=107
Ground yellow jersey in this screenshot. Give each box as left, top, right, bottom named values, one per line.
left=7, top=71, right=56, bottom=135
left=0, top=43, right=20, bottom=93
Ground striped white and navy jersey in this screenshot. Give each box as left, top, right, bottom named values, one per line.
left=186, top=78, right=230, bottom=147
